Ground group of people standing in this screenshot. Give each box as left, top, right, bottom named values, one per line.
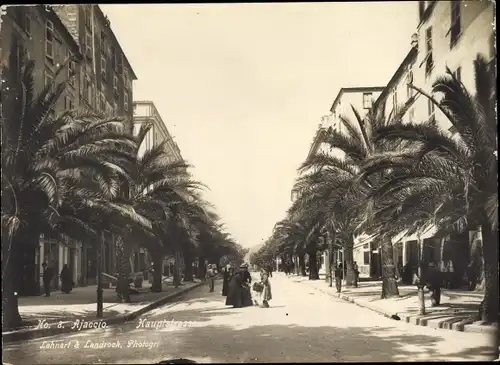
left=218, top=263, right=272, bottom=308
left=42, top=261, right=73, bottom=297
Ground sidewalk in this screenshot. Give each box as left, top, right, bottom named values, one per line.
left=285, top=273, right=496, bottom=335
left=3, top=278, right=208, bottom=343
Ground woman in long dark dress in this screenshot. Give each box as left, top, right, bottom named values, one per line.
left=60, top=264, right=73, bottom=294
left=222, top=266, right=233, bottom=296
left=225, top=269, right=243, bottom=307
left=240, top=264, right=253, bottom=307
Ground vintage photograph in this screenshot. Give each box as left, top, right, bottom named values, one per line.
left=1, top=2, right=497, bottom=364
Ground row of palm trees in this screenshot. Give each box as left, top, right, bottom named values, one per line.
left=1, top=49, right=245, bottom=330
left=251, top=55, right=497, bottom=324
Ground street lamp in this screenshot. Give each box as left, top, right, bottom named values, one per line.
left=96, top=231, right=104, bottom=318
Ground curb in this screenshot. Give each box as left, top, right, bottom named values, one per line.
left=2, top=280, right=207, bottom=344
left=286, top=275, right=497, bottom=335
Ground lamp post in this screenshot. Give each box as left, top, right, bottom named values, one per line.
left=96, top=231, right=104, bottom=318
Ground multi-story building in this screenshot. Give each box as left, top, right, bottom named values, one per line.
left=308, top=87, right=385, bottom=159
left=412, top=0, right=495, bottom=132
left=133, top=100, right=183, bottom=162
left=1, top=5, right=84, bottom=295
left=1, top=4, right=137, bottom=293
left=132, top=100, right=184, bottom=277
left=365, top=1, right=496, bottom=280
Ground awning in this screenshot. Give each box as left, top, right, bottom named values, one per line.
left=353, top=234, right=376, bottom=250
left=391, top=224, right=438, bottom=245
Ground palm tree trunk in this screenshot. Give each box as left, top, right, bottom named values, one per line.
left=197, top=255, right=206, bottom=279
left=173, top=250, right=181, bottom=287
left=381, top=237, right=399, bottom=298
left=344, top=240, right=355, bottom=287
left=480, top=220, right=499, bottom=323
left=308, top=249, right=319, bottom=280
left=116, top=236, right=132, bottom=303
left=2, top=238, right=23, bottom=330
left=183, top=251, right=194, bottom=282
left=151, top=249, right=163, bottom=292
left=298, top=253, right=307, bottom=276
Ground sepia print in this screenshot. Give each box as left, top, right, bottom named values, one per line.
left=1, top=2, right=498, bottom=364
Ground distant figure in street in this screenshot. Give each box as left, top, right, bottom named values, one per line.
left=42, top=262, right=54, bottom=297
left=334, top=263, right=343, bottom=293
left=402, top=263, right=412, bottom=285
left=267, top=264, right=273, bottom=277
left=444, top=260, right=454, bottom=289
left=60, top=264, right=73, bottom=294
left=467, top=261, right=479, bottom=291
left=353, top=261, right=359, bottom=288
left=222, top=265, right=233, bottom=296
left=397, top=261, right=404, bottom=281
left=206, top=264, right=216, bottom=293
left=425, top=262, right=442, bottom=306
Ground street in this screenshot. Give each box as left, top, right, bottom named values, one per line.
left=3, top=274, right=494, bottom=364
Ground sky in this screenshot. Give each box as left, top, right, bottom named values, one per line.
left=100, top=2, right=418, bottom=248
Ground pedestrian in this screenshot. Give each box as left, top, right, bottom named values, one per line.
left=42, top=262, right=54, bottom=297
left=267, top=264, right=273, bottom=277
left=206, top=264, right=215, bottom=293
left=353, top=261, right=359, bottom=288
left=258, top=270, right=272, bottom=308
left=60, top=264, right=73, bottom=294
left=467, top=261, right=479, bottom=291
left=425, top=262, right=442, bottom=307
left=226, top=263, right=253, bottom=308
left=445, top=260, right=454, bottom=289
left=222, top=265, right=233, bottom=296
left=334, top=263, right=342, bottom=293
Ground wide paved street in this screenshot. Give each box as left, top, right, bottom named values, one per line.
left=3, top=274, right=494, bottom=364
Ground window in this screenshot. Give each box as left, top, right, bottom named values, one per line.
left=425, top=27, right=433, bottom=76
left=64, top=96, right=74, bottom=110
left=100, top=31, right=107, bottom=54
left=84, top=7, right=92, bottom=29
left=407, top=84, right=413, bottom=99
left=113, top=75, right=119, bottom=95
left=25, top=15, right=31, bottom=36
left=99, top=94, right=106, bottom=112
left=117, top=54, right=123, bottom=74
left=427, top=98, right=435, bottom=116
left=454, top=66, right=461, bottom=82
left=101, top=54, right=107, bottom=81
left=363, top=251, right=370, bottom=265
left=85, top=31, right=93, bottom=58
left=393, top=90, right=398, bottom=114
left=68, top=52, right=76, bottom=88
left=44, top=70, right=54, bottom=88
left=450, top=0, right=461, bottom=47
left=362, top=93, right=373, bottom=109
left=82, top=74, right=92, bottom=102
left=124, top=91, right=129, bottom=111
left=409, top=108, right=415, bottom=122
left=45, top=21, right=54, bottom=62
left=123, top=70, right=129, bottom=90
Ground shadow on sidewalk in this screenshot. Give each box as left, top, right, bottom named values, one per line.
left=4, top=293, right=496, bottom=364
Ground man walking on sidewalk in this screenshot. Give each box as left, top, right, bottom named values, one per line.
left=206, top=264, right=216, bottom=292
left=42, top=262, right=54, bottom=297
left=334, top=263, right=343, bottom=293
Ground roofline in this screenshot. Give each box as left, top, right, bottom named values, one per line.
left=96, top=5, right=138, bottom=80
left=329, top=86, right=386, bottom=113
left=373, top=47, right=418, bottom=110
left=43, top=6, right=83, bottom=60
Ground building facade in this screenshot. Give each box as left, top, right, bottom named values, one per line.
left=367, top=0, right=495, bottom=280
left=132, top=100, right=184, bottom=277
left=308, top=87, right=385, bottom=159
left=1, top=5, right=137, bottom=293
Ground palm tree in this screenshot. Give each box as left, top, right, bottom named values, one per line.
left=361, top=55, right=497, bottom=323
left=111, top=123, right=204, bottom=298
left=1, top=51, right=136, bottom=329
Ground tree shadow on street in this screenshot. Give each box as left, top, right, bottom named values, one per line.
left=4, top=294, right=496, bottom=364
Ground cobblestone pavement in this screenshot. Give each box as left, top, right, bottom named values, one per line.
left=3, top=274, right=495, bottom=364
